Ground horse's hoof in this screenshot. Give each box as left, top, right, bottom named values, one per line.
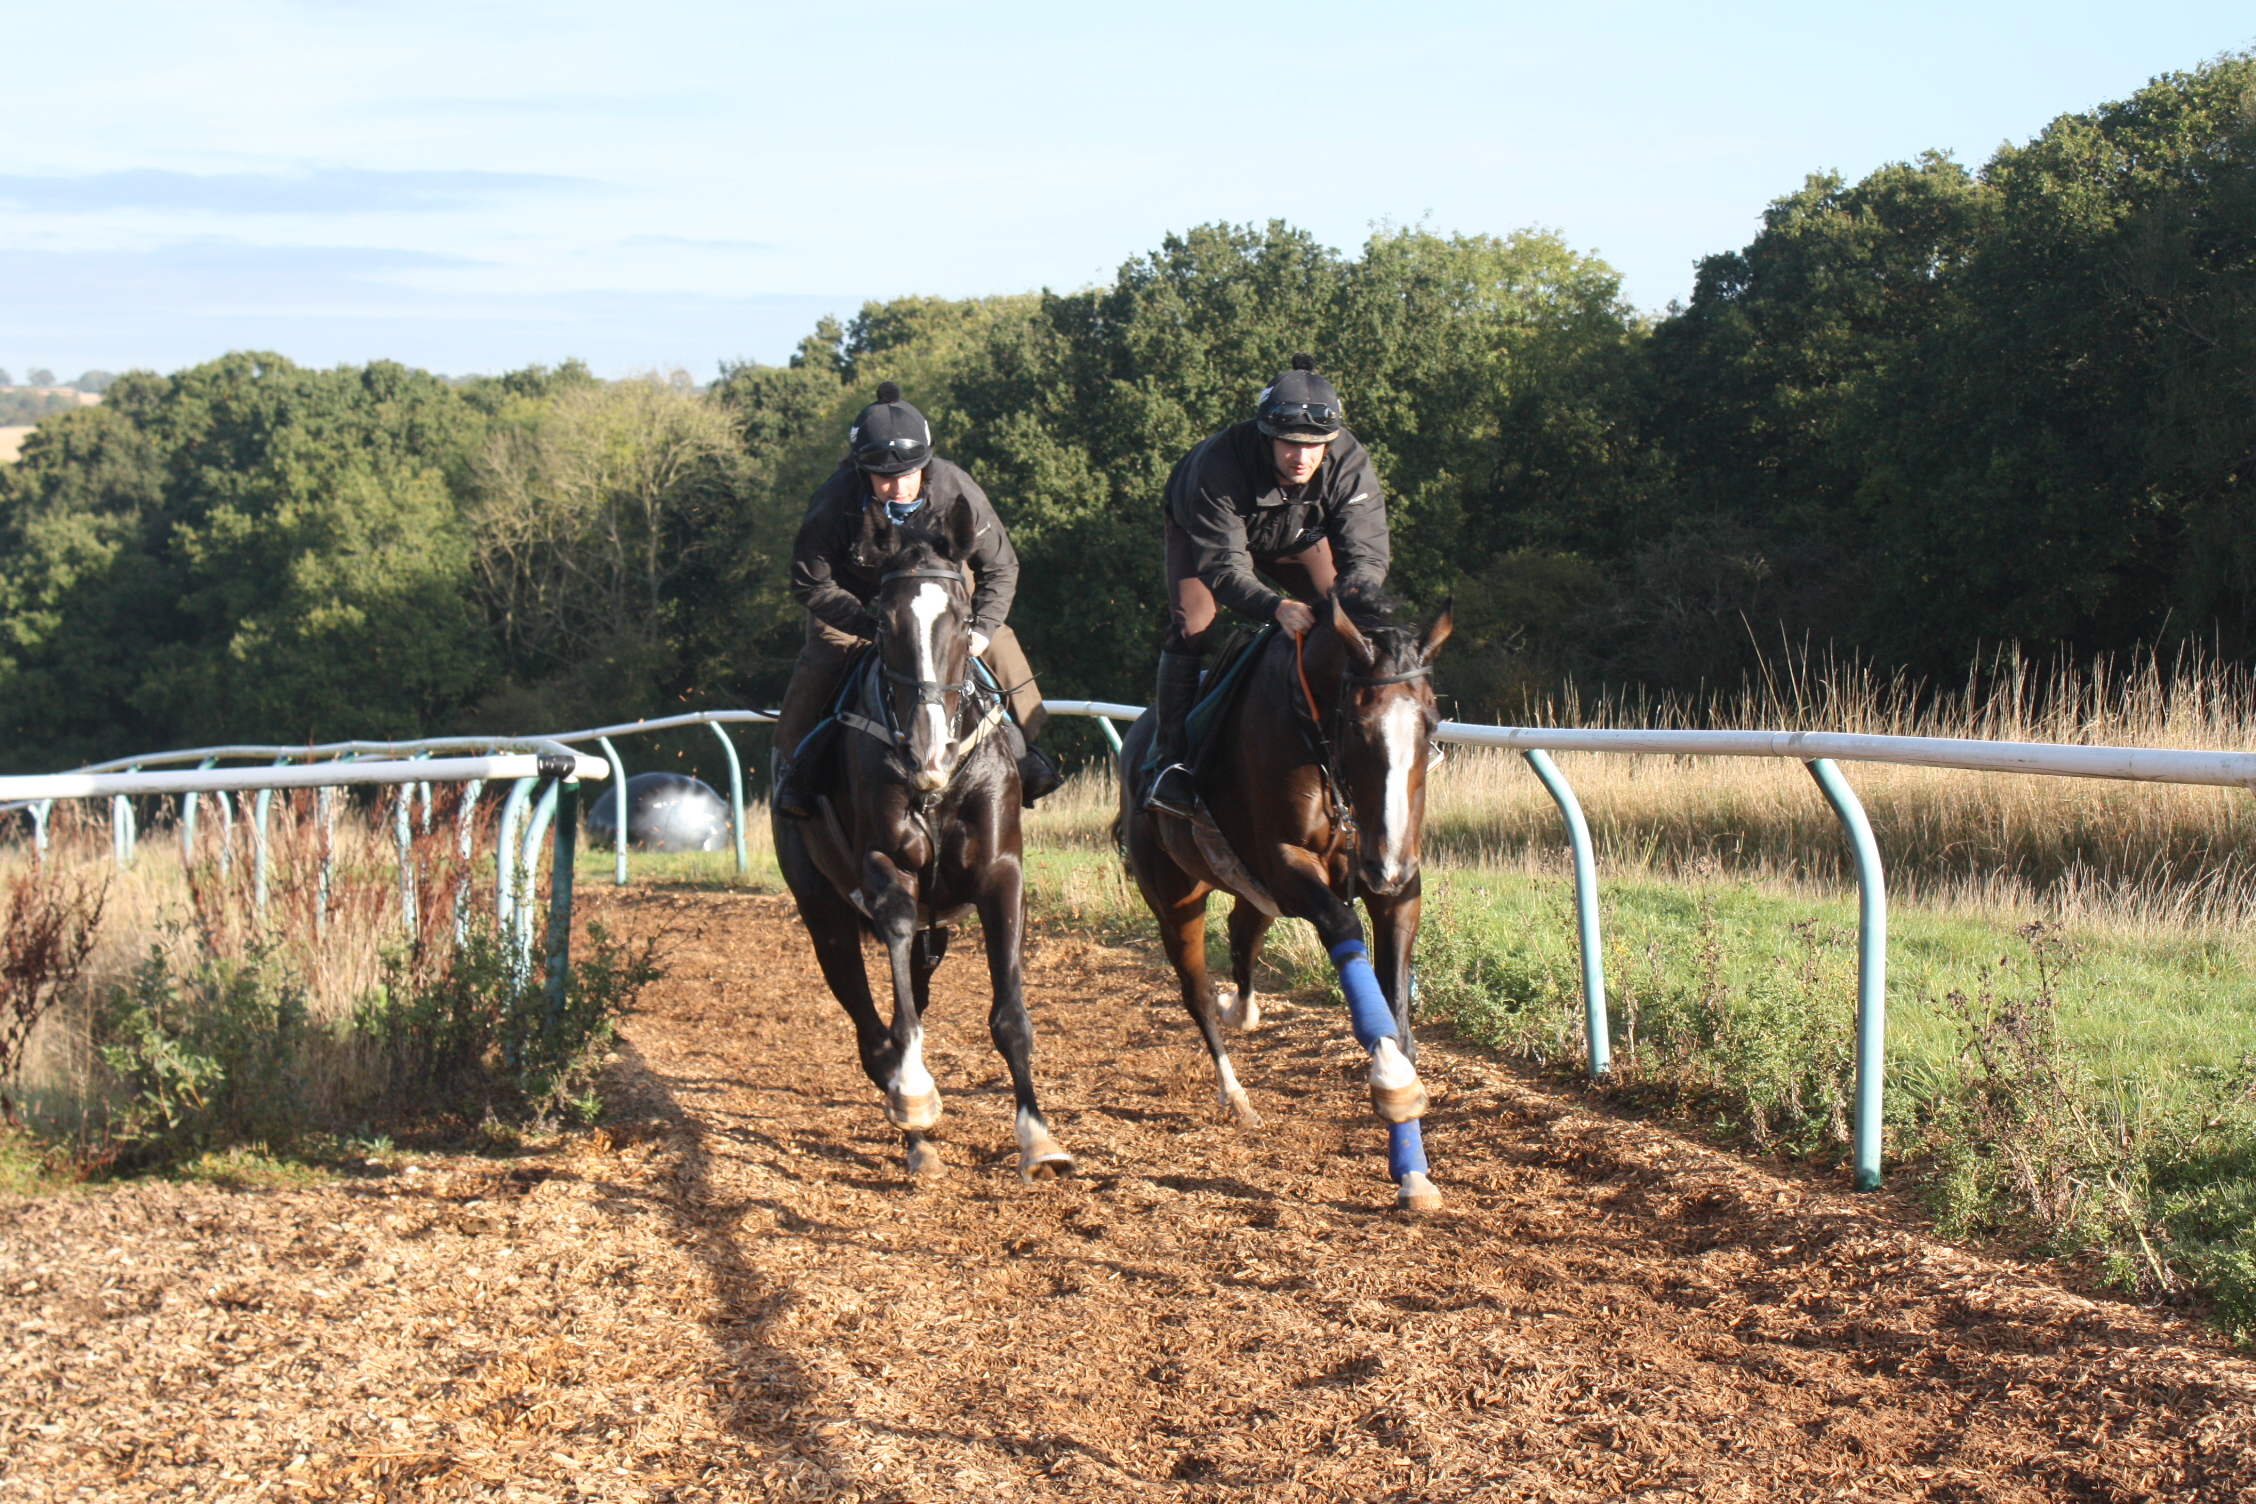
left=1395, top=1171, right=1443, bottom=1212
left=1019, top=1140, right=1075, bottom=1183
left=885, top=1087, right=942, bottom=1131
left=1221, top=1087, right=1263, bottom=1129
left=1216, top=985, right=1263, bottom=1032
left=1370, top=1080, right=1429, bottom=1124
left=906, top=1141, right=945, bottom=1177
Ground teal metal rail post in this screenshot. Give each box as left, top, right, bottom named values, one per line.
left=253, top=757, right=287, bottom=917
left=597, top=736, right=628, bottom=885
left=180, top=755, right=218, bottom=857
left=1805, top=758, right=1888, bottom=1191
left=516, top=778, right=562, bottom=978
left=1521, top=749, right=1612, bottom=1076
left=494, top=776, right=537, bottom=938
left=393, top=783, right=417, bottom=943
left=453, top=777, right=485, bottom=945
left=545, top=780, right=580, bottom=1023
left=708, top=721, right=748, bottom=876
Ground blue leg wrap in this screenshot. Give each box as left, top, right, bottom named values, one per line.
left=1328, top=939, right=1395, bottom=1050
left=1388, top=1119, right=1428, bottom=1182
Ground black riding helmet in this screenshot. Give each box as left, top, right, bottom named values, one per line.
left=848, top=381, right=932, bottom=475
left=1255, top=354, right=1343, bottom=444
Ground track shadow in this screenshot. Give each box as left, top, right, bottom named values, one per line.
left=596, top=1032, right=871, bottom=1492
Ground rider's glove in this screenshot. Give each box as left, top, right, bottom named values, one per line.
left=969, top=631, right=991, bottom=658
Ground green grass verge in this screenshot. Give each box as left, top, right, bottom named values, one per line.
left=1020, top=840, right=2256, bottom=1340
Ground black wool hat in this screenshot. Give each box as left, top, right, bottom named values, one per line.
left=848, top=381, right=933, bottom=474
left=1255, top=354, right=1344, bottom=443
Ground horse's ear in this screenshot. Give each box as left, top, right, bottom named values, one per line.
left=858, top=497, right=884, bottom=551
left=1420, top=597, right=1455, bottom=663
left=945, top=496, right=979, bottom=561
left=1331, top=593, right=1378, bottom=667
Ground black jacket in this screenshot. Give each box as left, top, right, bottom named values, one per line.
left=1163, top=420, right=1390, bottom=622
left=789, top=457, right=1020, bottom=638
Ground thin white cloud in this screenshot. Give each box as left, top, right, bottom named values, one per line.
left=0, top=168, right=597, bottom=216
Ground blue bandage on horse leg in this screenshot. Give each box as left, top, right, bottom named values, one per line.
left=1387, top=1119, right=1428, bottom=1182
left=1328, top=939, right=1395, bottom=1050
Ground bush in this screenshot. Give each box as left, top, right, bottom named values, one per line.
left=355, top=918, right=660, bottom=1123
left=0, top=867, right=105, bottom=1123
left=98, top=941, right=312, bottom=1164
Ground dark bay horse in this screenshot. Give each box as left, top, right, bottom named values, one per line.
left=773, top=507, right=1073, bottom=1182
left=1120, top=591, right=1451, bottom=1210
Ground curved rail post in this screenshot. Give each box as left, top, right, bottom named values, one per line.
left=215, top=789, right=234, bottom=877
left=180, top=755, right=217, bottom=859
left=316, top=784, right=337, bottom=940
left=394, top=781, right=417, bottom=943
left=1521, top=749, right=1611, bottom=1077
left=544, top=779, right=580, bottom=1026
left=453, top=776, right=485, bottom=947
left=113, top=766, right=139, bottom=868
left=1806, top=757, right=1889, bottom=1191
left=708, top=721, right=748, bottom=877
left=253, top=757, right=286, bottom=919
left=516, top=779, right=562, bottom=979
left=494, top=776, right=537, bottom=940
left=1095, top=713, right=1125, bottom=763
left=596, top=736, right=628, bottom=886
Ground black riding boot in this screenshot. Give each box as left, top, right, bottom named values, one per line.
left=770, top=752, right=813, bottom=820
left=772, top=716, right=841, bottom=821
left=1004, top=721, right=1065, bottom=807
left=1144, top=651, right=1205, bottom=816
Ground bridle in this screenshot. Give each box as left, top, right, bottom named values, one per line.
left=1293, top=630, right=1434, bottom=884
left=838, top=564, right=1006, bottom=802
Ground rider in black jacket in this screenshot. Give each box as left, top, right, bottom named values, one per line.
left=771, top=382, right=1060, bottom=817
left=1146, top=355, right=1390, bottom=814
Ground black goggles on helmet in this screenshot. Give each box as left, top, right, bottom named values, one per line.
left=854, top=435, right=932, bottom=470
left=1262, top=401, right=1341, bottom=431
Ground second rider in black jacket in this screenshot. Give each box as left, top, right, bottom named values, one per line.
left=1145, top=354, right=1391, bottom=814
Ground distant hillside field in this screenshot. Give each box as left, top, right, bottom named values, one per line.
left=0, top=426, right=31, bottom=464
left=0, top=388, right=97, bottom=425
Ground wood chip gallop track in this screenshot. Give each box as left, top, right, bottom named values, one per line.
left=5, top=888, right=2252, bottom=1502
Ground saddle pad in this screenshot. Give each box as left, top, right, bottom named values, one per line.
left=1143, top=623, right=1277, bottom=777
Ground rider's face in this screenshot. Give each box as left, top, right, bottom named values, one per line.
left=867, top=467, right=926, bottom=504
left=1270, top=438, right=1330, bottom=488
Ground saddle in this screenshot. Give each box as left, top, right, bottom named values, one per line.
left=1139, top=623, right=1274, bottom=785
left=1140, top=623, right=1288, bottom=917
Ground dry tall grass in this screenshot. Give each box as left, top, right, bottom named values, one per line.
left=1032, top=644, right=2256, bottom=932
left=1436, top=645, right=2256, bottom=929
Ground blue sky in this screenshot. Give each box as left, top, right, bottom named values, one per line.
left=4, top=1, right=2251, bottom=381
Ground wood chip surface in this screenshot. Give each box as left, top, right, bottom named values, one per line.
left=4, top=888, right=2251, bottom=1501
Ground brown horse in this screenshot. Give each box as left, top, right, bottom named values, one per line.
left=1120, top=590, right=1451, bottom=1210
left=773, top=506, right=1073, bottom=1182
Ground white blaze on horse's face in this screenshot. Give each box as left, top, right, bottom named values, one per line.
left=1376, top=695, right=1424, bottom=886
left=908, top=581, right=952, bottom=789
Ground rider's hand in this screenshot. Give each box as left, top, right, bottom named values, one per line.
left=1274, top=600, right=1316, bottom=637
left=969, top=630, right=991, bottom=658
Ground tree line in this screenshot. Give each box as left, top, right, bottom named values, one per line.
left=1, top=56, right=2249, bottom=773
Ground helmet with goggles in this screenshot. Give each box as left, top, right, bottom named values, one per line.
left=1254, top=354, right=1343, bottom=444
left=848, top=381, right=933, bottom=475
